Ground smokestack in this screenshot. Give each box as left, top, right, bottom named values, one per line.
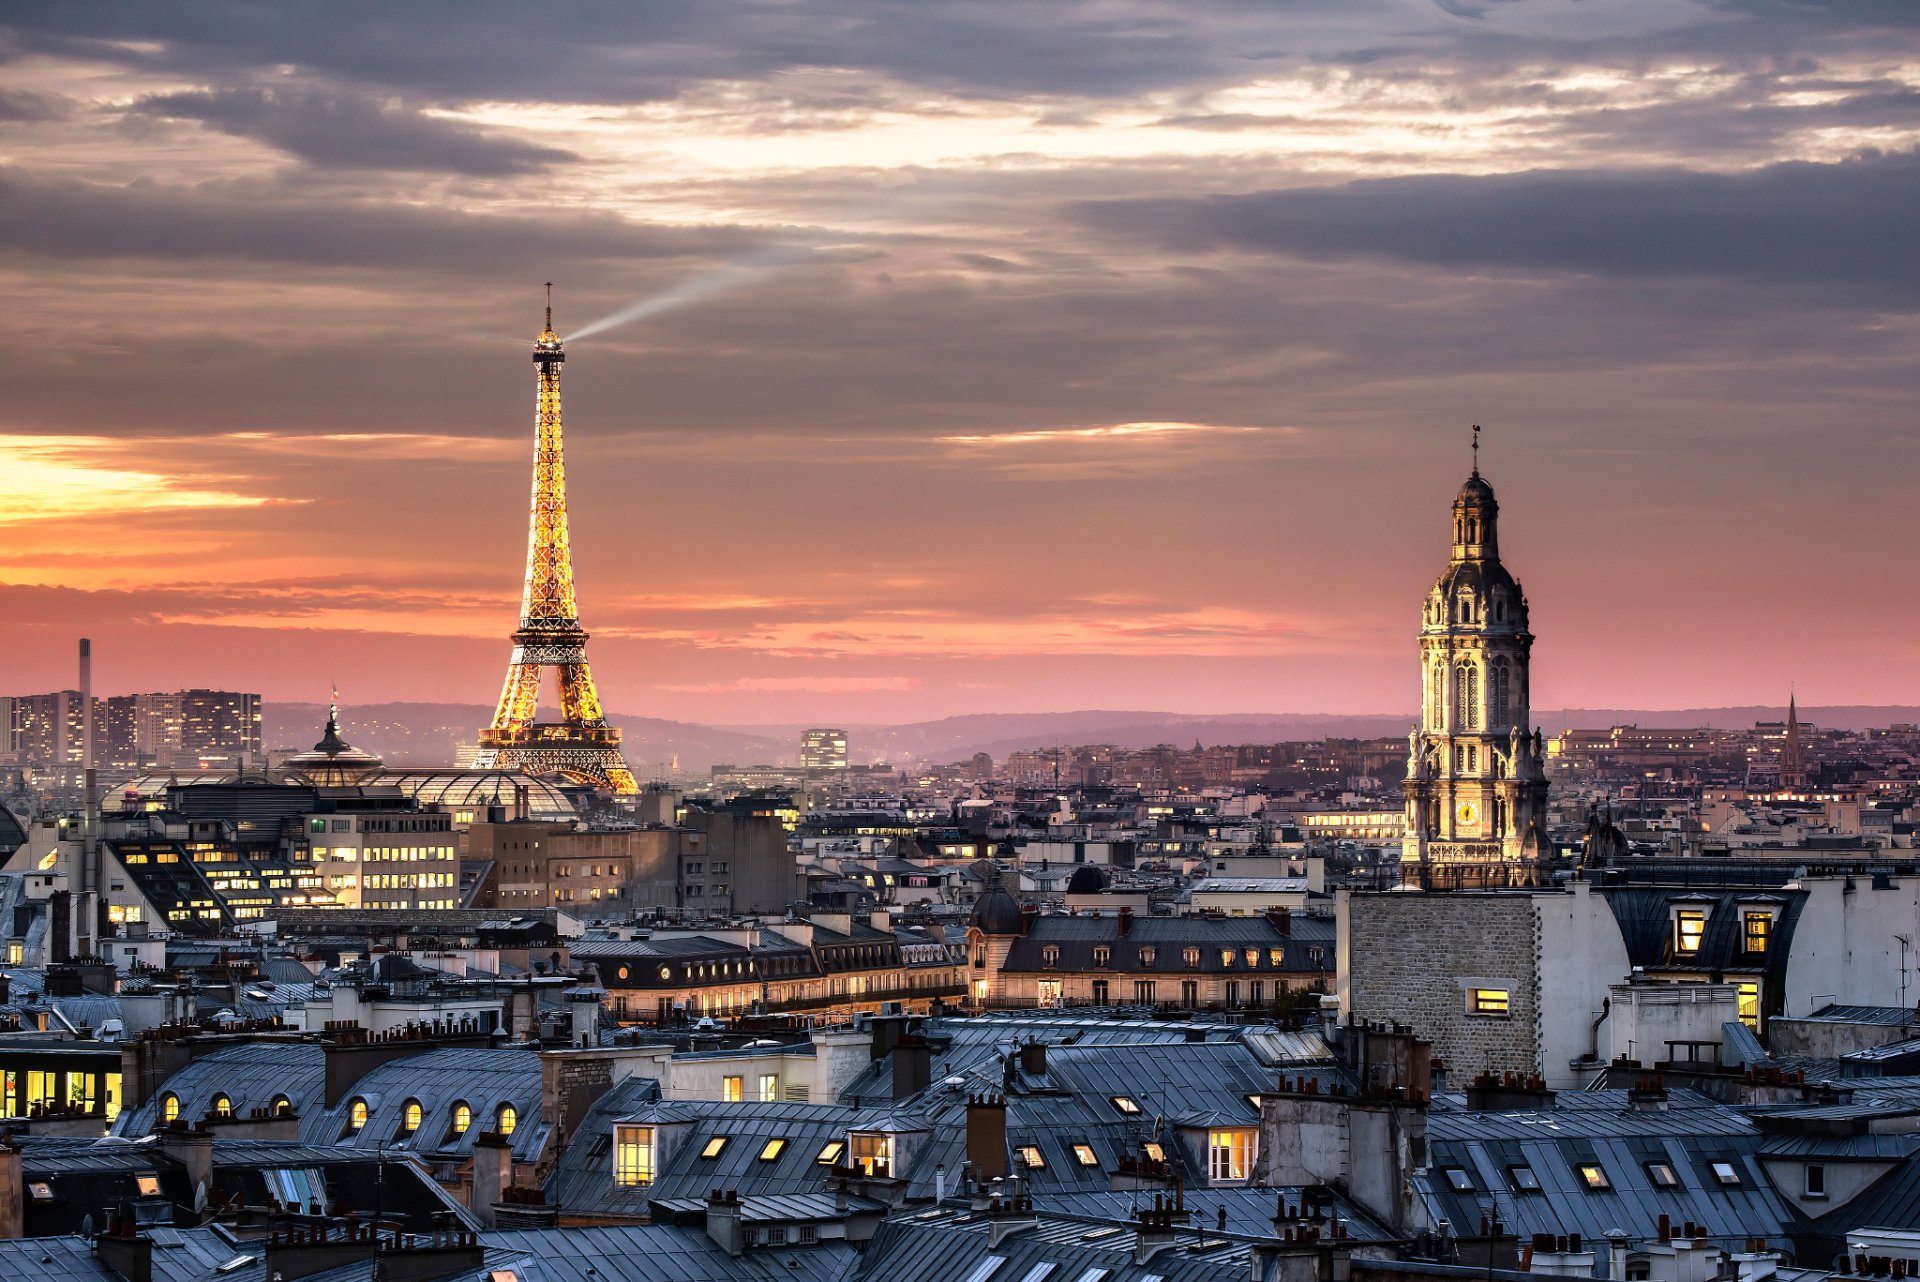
left=79, top=639, right=100, bottom=915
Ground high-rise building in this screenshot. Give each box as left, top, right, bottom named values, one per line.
left=100, top=689, right=259, bottom=771
left=179, top=688, right=262, bottom=767
left=1401, top=433, right=1551, bottom=884
left=799, top=728, right=849, bottom=771
left=11, top=690, right=94, bottom=769
left=472, top=289, right=638, bottom=794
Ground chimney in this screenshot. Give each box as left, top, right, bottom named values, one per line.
left=1629, top=1073, right=1669, bottom=1112
left=470, top=1131, right=513, bottom=1228
left=986, top=1184, right=1038, bottom=1247
left=1464, top=1071, right=1556, bottom=1112
left=1118, top=906, right=1133, bottom=937
left=869, top=1014, right=907, bottom=1063
left=156, top=1122, right=212, bottom=1211
left=1608, top=1230, right=1631, bottom=1281
left=706, top=1189, right=744, bottom=1257
left=0, top=1132, right=20, bottom=1239
left=1134, top=1196, right=1184, bottom=1265
left=95, top=1208, right=153, bottom=1282
left=967, top=1092, right=1009, bottom=1183
left=1267, top=906, right=1292, bottom=935
left=893, top=1034, right=933, bottom=1100
left=1018, top=1039, right=1047, bottom=1077
left=570, top=989, right=602, bottom=1048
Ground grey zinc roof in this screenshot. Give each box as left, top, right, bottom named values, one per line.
left=855, top=1210, right=1260, bottom=1282
left=1037, top=1187, right=1394, bottom=1241
left=303, top=1044, right=548, bottom=1163
left=114, top=1041, right=325, bottom=1138
left=484, top=1225, right=861, bottom=1282
left=0, top=1226, right=264, bottom=1282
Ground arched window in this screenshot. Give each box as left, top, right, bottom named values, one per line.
left=399, top=1099, right=422, bottom=1137
left=1493, top=662, right=1511, bottom=725
left=1431, top=664, right=1445, bottom=726
left=348, top=1099, right=368, bottom=1132
left=272, top=1095, right=292, bottom=1118
left=1457, top=665, right=1479, bottom=730
left=451, top=1102, right=472, bottom=1135
left=211, top=1093, right=233, bottom=1119
left=160, top=1093, right=180, bottom=1124
left=498, top=1104, right=518, bottom=1136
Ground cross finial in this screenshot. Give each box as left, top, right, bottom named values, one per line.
left=1471, top=424, right=1481, bottom=476
left=544, top=281, right=553, bottom=331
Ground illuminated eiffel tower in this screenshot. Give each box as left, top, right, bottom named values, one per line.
left=472, top=287, right=638, bottom=794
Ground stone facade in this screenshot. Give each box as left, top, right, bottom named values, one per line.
left=1339, top=890, right=1540, bottom=1080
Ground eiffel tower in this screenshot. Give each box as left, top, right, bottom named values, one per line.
left=472, top=287, right=638, bottom=793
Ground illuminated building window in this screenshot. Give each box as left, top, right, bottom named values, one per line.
left=272, top=1095, right=292, bottom=1118
left=399, top=1099, right=422, bottom=1137
left=1673, top=909, right=1707, bottom=956
left=1142, top=1142, right=1166, bottom=1163
left=1738, top=982, right=1760, bottom=1030
left=497, top=1104, right=517, bottom=1136
left=1577, top=1163, right=1611, bottom=1191
left=1743, top=912, right=1771, bottom=954
left=816, top=1141, right=845, bottom=1166
left=614, top=1125, right=654, bottom=1186
left=700, top=1136, right=729, bottom=1159
left=161, top=1093, right=180, bottom=1124
left=1110, top=1096, right=1142, bottom=1115
left=722, top=1076, right=743, bottom=1102
left=759, top=1074, right=779, bottom=1102
left=451, top=1102, right=472, bottom=1135
left=849, top=1132, right=893, bottom=1178
left=1017, top=1145, right=1046, bottom=1170
left=211, top=1093, right=233, bottom=1119
left=1469, top=988, right=1509, bottom=1016
left=1207, top=1130, right=1254, bottom=1183
left=348, top=1099, right=368, bottom=1132
left=1071, top=1144, right=1100, bottom=1168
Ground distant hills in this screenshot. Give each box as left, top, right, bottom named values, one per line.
left=266, top=702, right=1920, bottom=774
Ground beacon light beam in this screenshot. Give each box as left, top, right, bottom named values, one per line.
left=561, top=244, right=815, bottom=343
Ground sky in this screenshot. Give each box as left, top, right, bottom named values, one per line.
left=1, top=1, right=1917, bottom=724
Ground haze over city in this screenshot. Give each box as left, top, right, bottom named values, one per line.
left=3, top=2, right=1917, bottom=723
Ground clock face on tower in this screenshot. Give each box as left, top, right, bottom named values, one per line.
left=1456, top=800, right=1479, bottom=829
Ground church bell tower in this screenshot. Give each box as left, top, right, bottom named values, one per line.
left=1402, top=429, right=1551, bottom=883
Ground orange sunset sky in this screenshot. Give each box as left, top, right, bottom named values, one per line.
left=2, top=2, right=1917, bottom=722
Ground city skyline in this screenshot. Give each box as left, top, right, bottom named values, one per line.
left=3, top=3, right=1917, bottom=721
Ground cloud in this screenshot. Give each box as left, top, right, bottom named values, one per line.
left=1075, top=150, right=1920, bottom=300
left=133, top=86, right=577, bottom=174
left=656, top=675, right=920, bottom=694
left=0, top=435, right=275, bottom=525
left=0, top=89, right=73, bottom=122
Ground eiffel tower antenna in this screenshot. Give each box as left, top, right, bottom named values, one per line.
left=471, top=286, right=639, bottom=793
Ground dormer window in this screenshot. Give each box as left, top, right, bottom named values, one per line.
left=1091, top=946, right=1110, bottom=967
left=849, top=1132, right=894, bottom=1178
left=614, top=1125, right=654, bottom=1186
left=398, top=1099, right=422, bottom=1138
left=1042, top=945, right=1060, bottom=967
left=1673, top=908, right=1708, bottom=956
left=1183, top=947, right=1200, bottom=968
left=1742, top=911, right=1772, bottom=955
left=347, top=1099, right=368, bottom=1132
left=211, top=1093, right=233, bottom=1119
left=1138, top=947, right=1156, bottom=966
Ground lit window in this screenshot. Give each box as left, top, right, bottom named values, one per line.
left=723, top=1076, right=744, bottom=1102
left=1710, top=1161, right=1742, bottom=1187
left=1470, top=988, right=1510, bottom=1016
left=1142, top=1142, right=1166, bottom=1163
left=1674, top=909, right=1707, bottom=956
left=211, top=1093, right=233, bottom=1119
left=1208, top=1130, right=1253, bottom=1183
left=134, top=1174, right=161, bottom=1197
left=399, top=1100, right=422, bottom=1137
left=348, top=1099, right=369, bottom=1132
left=1183, top=947, right=1200, bottom=968
left=1647, top=1162, right=1680, bottom=1188
left=1220, top=949, right=1234, bottom=967
left=614, top=1125, right=655, bottom=1187
left=272, top=1095, right=292, bottom=1118
left=1738, top=982, right=1760, bottom=1030
left=1110, top=1096, right=1142, bottom=1115
left=1508, top=1165, right=1541, bottom=1192
left=161, top=1092, right=180, bottom=1123
left=1017, top=1145, right=1046, bottom=1170
left=1138, top=946, right=1155, bottom=966
left=1245, top=948, right=1260, bottom=968
left=1269, top=948, right=1284, bottom=966
left=1071, top=1144, right=1100, bottom=1168
left=850, top=1132, right=893, bottom=1178
left=497, top=1104, right=517, bottom=1136
left=1577, top=1163, right=1611, bottom=1191
left=1443, top=1167, right=1474, bottom=1192
left=758, top=1138, right=787, bottom=1162
left=1743, top=912, right=1771, bottom=954
left=451, top=1102, right=472, bottom=1134
left=701, top=1136, right=730, bottom=1159
left=816, top=1141, right=845, bottom=1166
left=759, top=1074, right=779, bottom=1102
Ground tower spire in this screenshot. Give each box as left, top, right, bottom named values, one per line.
left=1471, top=424, right=1480, bottom=477
left=471, top=285, right=637, bottom=793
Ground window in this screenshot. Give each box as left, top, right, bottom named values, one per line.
left=816, top=1141, right=845, bottom=1166
left=452, top=1102, right=472, bottom=1134
left=614, top=1126, right=654, bottom=1186
left=1806, top=1164, right=1826, bottom=1198
left=1134, top=980, right=1155, bottom=1004
left=1577, top=1163, right=1611, bottom=1191
left=799, top=1225, right=817, bottom=1244
left=1091, top=980, right=1109, bottom=1004
left=758, top=1139, right=788, bottom=1162
left=759, top=1074, right=779, bottom=1103
left=1071, top=1144, right=1100, bottom=1168
left=1092, top=946, right=1110, bottom=967
left=1647, top=1162, right=1680, bottom=1188
left=1143, top=1142, right=1167, bottom=1163
left=1674, top=909, right=1707, bottom=956
left=348, top=1099, right=368, bottom=1132
left=134, top=1174, right=162, bottom=1197
left=1017, top=1145, right=1047, bottom=1170
left=1110, top=1096, right=1142, bottom=1115
left=1208, top=1130, right=1253, bottom=1183
left=1743, top=912, right=1771, bottom=955
left=1269, top=948, right=1284, bottom=966
left=398, top=1099, right=422, bottom=1137
left=211, top=1093, right=233, bottom=1119
left=1508, top=1164, right=1541, bottom=1192
left=723, top=1075, right=744, bottom=1102
left=1710, top=1161, right=1742, bottom=1187
left=850, top=1132, right=893, bottom=1178
left=1442, top=1167, right=1475, bottom=1192
left=1042, top=946, right=1060, bottom=967
left=1245, top=948, right=1260, bottom=968
left=272, top=1095, right=292, bottom=1118
left=1738, top=982, right=1760, bottom=1030
left=161, top=1093, right=180, bottom=1123
left=1138, top=947, right=1155, bottom=966
left=1492, top=661, right=1511, bottom=724
left=497, top=1104, right=517, bottom=1136
left=1469, top=988, right=1510, bottom=1016
left=1183, top=947, right=1200, bottom=968
left=701, top=1136, right=730, bottom=1159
